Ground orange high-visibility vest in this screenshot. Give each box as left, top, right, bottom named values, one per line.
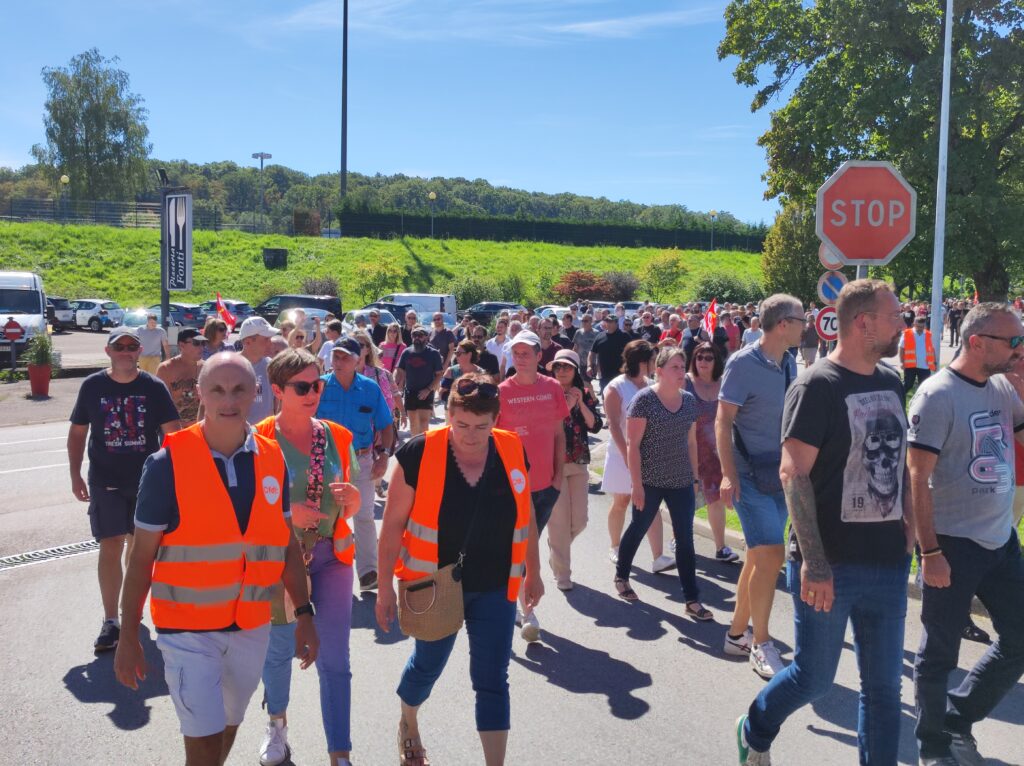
left=254, top=416, right=355, bottom=565
left=394, top=426, right=532, bottom=602
left=150, top=424, right=290, bottom=631
left=902, top=329, right=936, bottom=371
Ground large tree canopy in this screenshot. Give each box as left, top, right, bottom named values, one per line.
left=720, top=0, right=1024, bottom=299
left=31, top=48, right=151, bottom=201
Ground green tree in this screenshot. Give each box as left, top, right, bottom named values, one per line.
left=31, top=48, right=151, bottom=201
left=689, top=272, right=765, bottom=305
left=719, top=0, right=1024, bottom=300
left=352, top=256, right=404, bottom=303
left=639, top=250, right=688, bottom=300
left=761, top=203, right=841, bottom=302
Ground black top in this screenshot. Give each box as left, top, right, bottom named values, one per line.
left=397, top=433, right=527, bottom=593
left=371, top=323, right=388, bottom=346
left=637, top=325, right=661, bottom=345
left=591, top=330, right=630, bottom=380
left=782, top=360, right=908, bottom=566
left=477, top=349, right=500, bottom=376
left=69, top=370, right=180, bottom=490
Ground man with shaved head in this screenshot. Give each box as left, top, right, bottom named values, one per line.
left=115, top=352, right=319, bottom=766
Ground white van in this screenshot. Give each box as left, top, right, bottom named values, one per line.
left=379, top=292, right=458, bottom=317
left=0, top=271, right=48, bottom=351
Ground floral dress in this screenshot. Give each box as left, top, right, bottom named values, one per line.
left=685, top=376, right=723, bottom=502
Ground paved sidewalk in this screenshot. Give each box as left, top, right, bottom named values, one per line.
left=0, top=376, right=84, bottom=428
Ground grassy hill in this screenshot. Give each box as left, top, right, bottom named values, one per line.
left=0, top=221, right=762, bottom=308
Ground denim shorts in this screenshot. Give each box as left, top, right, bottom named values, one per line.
left=734, top=473, right=788, bottom=548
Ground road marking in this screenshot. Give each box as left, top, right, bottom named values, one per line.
left=0, top=539, right=99, bottom=571
left=0, top=436, right=64, bottom=447
left=0, top=461, right=86, bottom=475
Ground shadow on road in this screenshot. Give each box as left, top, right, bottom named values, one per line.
left=351, top=592, right=410, bottom=646
left=512, top=630, right=651, bottom=720
left=62, top=625, right=167, bottom=730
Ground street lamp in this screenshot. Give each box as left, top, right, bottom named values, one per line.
left=59, top=174, right=69, bottom=225
left=252, top=151, right=272, bottom=233
left=709, top=209, right=718, bottom=251
left=428, top=191, right=437, bottom=238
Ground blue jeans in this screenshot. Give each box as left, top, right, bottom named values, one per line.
left=745, top=556, right=910, bottom=765
left=397, top=589, right=516, bottom=731
left=262, top=540, right=354, bottom=752
left=915, top=531, right=1024, bottom=759
left=531, top=486, right=560, bottom=535
left=616, top=484, right=700, bottom=602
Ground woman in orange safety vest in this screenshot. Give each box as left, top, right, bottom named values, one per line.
left=376, top=373, right=543, bottom=766
left=254, top=348, right=362, bottom=766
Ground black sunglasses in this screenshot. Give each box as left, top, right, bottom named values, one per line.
left=977, top=333, right=1024, bottom=349
left=454, top=378, right=499, bottom=398
left=695, top=354, right=716, bottom=362
left=285, top=379, right=324, bottom=396
left=111, top=342, right=140, bottom=352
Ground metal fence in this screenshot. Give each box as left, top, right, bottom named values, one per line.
left=3, top=197, right=258, bottom=232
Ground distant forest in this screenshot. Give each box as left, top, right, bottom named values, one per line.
left=0, top=159, right=767, bottom=239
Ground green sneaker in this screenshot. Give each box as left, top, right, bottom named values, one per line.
left=736, top=715, right=749, bottom=765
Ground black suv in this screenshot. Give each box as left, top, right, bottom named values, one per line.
left=462, top=302, right=528, bottom=324
left=253, top=294, right=342, bottom=326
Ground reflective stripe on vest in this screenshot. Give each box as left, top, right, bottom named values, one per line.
left=150, top=424, right=290, bottom=631
left=394, top=426, right=532, bottom=601
left=253, top=416, right=356, bottom=566
left=902, top=329, right=936, bottom=371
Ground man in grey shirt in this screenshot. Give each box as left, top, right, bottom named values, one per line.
left=237, top=316, right=279, bottom=424
left=136, top=314, right=170, bottom=375
left=908, top=302, right=1024, bottom=765
left=717, top=293, right=803, bottom=680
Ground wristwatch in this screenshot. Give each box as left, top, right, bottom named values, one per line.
left=294, top=602, right=315, bottom=619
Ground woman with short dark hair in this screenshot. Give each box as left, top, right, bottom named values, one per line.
left=376, top=373, right=543, bottom=766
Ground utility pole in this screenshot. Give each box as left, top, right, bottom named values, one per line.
left=252, top=152, right=272, bottom=233
left=340, top=0, right=348, bottom=201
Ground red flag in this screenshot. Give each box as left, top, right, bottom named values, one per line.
left=973, top=288, right=979, bottom=304
left=702, top=298, right=718, bottom=336
left=215, top=292, right=236, bottom=330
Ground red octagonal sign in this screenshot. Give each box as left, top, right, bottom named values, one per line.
left=816, top=160, right=917, bottom=267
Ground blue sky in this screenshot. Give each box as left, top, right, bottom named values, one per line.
left=0, top=0, right=782, bottom=224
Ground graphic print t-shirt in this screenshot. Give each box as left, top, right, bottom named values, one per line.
left=70, top=370, right=179, bottom=490
left=908, top=368, right=1024, bottom=549
left=782, top=360, right=908, bottom=565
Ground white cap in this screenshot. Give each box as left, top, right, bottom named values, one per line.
left=510, top=330, right=541, bottom=349
left=238, top=316, right=280, bottom=340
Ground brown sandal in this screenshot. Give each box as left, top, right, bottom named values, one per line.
left=400, top=735, right=431, bottom=766
left=614, top=577, right=640, bottom=602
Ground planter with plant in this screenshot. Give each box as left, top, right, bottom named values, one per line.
left=24, top=333, right=56, bottom=397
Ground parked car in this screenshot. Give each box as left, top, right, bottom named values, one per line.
left=47, top=297, right=74, bottom=331
left=622, top=301, right=644, bottom=316
left=461, top=302, right=528, bottom=325
left=0, top=272, right=48, bottom=351
left=362, top=301, right=414, bottom=321
left=535, top=305, right=571, bottom=319
left=341, top=309, right=398, bottom=336
left=274, top=308, right=334, bottom=335
left=378, top=292, right=457, bottom=317
left=196, top=299, right=255, bottom=331
left=162, top=302, right=205, bottom=328
left=253, top=294, right=341, bottom=326
left=69, top=299, right=125, bottom=331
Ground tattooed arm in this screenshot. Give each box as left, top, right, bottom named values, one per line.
left=780, top=437, right=833, bottom=613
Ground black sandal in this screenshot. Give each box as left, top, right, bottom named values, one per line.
left=685, top=601, right=714, bottom=622
left=614, top=577, right=639, bottom=602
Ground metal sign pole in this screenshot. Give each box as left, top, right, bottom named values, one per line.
left=160, top=187, right=170, bottom=330
left=928, top=0, right=954, bottom=367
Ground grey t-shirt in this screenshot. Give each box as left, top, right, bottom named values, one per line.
left=572, top=329, right=598, bottom=360
left=247, top=356, right=275, bottom=425
left=907, top=368, right=1024, bottom=549
left=719, top=343, right=797, bottom=474
left=136, top=327, right=167, bottom=357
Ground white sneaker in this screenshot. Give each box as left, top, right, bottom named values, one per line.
left=750, top=640, right=785, bottom=679
left=724, top=627, right=753, bottom=656
left=259, top=719, right=289, bottom=766
left=652, top=553, right=677, bottom=574
left=520, top=610, right=541, bottom=642
left=608, top=546, right=618, bottom=563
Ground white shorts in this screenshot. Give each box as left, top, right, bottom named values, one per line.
left=600, top=442, right=632, bottom=495
left=156, top=623, right=271, bottom=738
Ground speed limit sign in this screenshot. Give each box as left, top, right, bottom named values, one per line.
left=815, top=306, right=838, bottom=342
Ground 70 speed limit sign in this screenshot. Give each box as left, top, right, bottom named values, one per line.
left=815, top=306, right=838, bottom=342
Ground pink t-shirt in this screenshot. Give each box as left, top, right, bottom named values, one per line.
left=496, top=374, right=571, bottom=492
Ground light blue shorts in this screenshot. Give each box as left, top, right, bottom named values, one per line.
left=735, top=473, right=788, bottom=548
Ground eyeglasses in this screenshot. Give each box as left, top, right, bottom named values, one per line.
left=454, top=378, right=499, bottom=398
left=862, top=311, right=902, bottom=321
left=111, top=342, right=140, bottom=352
left=695, top=354, right=716, bottom=362
left=179, top=339, right=205, bottom=347
left=285, top=379, right=324, bottom=396
left=977, top=333, right=1024, bottom=349
left=783, top=315, right=808, bottom=324
left=552, top=362, right=576, bottom=372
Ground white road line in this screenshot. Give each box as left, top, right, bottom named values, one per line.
left=0, top=436, right=65, bottom=447
left=0, top=462, right=82, bottom=475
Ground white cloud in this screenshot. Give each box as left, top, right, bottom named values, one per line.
left=550, top=7, right=724, bottom=38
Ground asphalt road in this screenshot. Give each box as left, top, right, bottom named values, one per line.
left=1, top=422, right=1022, bottom=765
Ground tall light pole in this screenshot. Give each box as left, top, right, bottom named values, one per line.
left=252, top=151, right=272, bottom=234
left=340, top=0, right=348, bottom=202
left=59, top=174, right=69, bottom=225
left=428, top=191, right=437, bottom=238
left=709, top=209, right=718, bottom=251
left=928, top=0, right=954, bottom=365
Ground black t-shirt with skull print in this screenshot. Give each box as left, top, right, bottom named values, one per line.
left=782, top=359, right=909, bottom=566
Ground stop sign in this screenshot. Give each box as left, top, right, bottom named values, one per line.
left=816, top=160, right=917, bottom=266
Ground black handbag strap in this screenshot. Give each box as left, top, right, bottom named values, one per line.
left=732, top=351, right=794, bottom=461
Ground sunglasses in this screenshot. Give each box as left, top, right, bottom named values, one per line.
left=285, top=379, right=324, bottom=396
left=412, top=333, right=428, bottom=339
left=977, top=333, right=1024, bottom=349
left=695, top=354, right=716, bottom=362
left=454, top=378, right=499, bottom=398
left=111, top=342, right=140, bottom=352
left=179, top=339, right=205, bottom=347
